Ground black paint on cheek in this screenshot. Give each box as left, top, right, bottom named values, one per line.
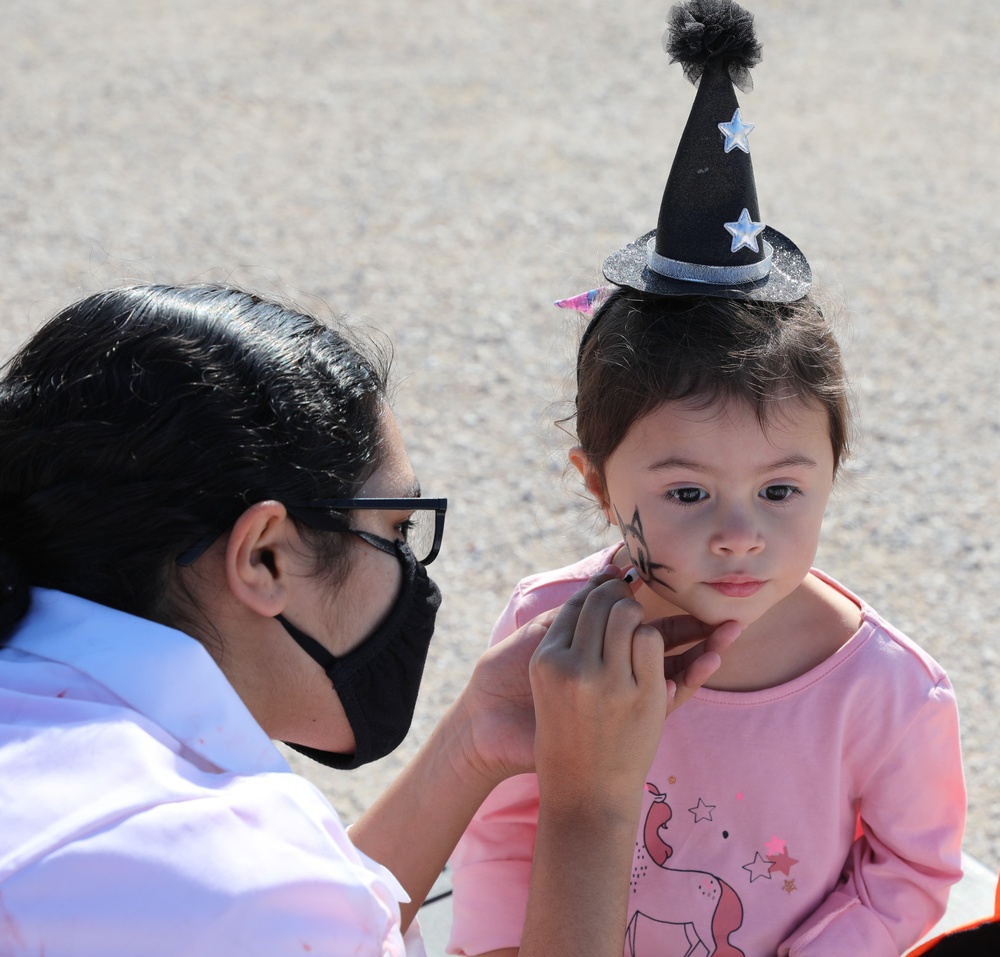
left=613, top=504, right=675, bottom=591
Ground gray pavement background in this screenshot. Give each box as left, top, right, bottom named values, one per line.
left=3, top=0, right=1000, bottom=879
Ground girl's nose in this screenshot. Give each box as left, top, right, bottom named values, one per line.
left=710, top=507, right=764, bottom=556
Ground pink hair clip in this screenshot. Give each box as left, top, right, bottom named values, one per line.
left=553, top=288, right=603, bottom=316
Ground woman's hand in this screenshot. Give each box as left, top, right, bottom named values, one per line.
left=529, top=569, right=667, bottom=815
left=455, top=567, right=741, bottom=791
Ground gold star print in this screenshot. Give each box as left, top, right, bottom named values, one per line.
left=668, top=776, right=677, bottom=785
left=783, top=879, right=797, bottom=895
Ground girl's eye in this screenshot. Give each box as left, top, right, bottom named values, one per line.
left=761, top=484, right=800, bottom=502
left=667, top=487, right=707, bottom=504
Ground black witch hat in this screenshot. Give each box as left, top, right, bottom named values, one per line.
left=602, top=0, right=810, bottom=303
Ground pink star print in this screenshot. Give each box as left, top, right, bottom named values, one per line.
left=768, top=849, right=800, bottom=875
left=764, top=834, right=786, bottom=856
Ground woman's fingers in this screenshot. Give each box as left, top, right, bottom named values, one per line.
left=659, top=619, right=742, bottom=710
left=535, top=566, right=623, bottom=652
left=535, top=566, right=650, bottom=675
left=529, top=570, right=670, bottom=813
left=594, top=586, right=649, bottom=674
left=534, top=578, right=743, bottom=716
left=630, top=621, right=671, bottom=694
left=656, top=614, right=739, bottom=653
left=538, top=584, right=742, bottom=697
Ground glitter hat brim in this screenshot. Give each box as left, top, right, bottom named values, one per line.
left=602, top=226, right=811, bottom=303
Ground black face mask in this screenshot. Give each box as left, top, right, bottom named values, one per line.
left=277, top=537, right=441, bottom=770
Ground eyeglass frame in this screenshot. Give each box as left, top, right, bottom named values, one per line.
left=285, top=498, right=447, bottom=566
left=175, top=497, right=448, bottom=568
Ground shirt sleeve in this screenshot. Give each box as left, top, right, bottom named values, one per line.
left=448, top=773, right=541, bottom=955
left=778, top=678, right=966, bottom=956
left=448, top=581, right=541, bottom=956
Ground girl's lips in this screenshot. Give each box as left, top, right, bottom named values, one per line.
left=705, top=579, right=765, bottom=598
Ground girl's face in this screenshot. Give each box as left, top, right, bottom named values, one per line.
left=576, top=397, right=835, bottom=630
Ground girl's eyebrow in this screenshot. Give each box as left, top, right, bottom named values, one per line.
left=760, top=455, right=819, bottom=473
left=647, top=454, right=819, bottom=474
left=646, top=456, right=710, bottom=473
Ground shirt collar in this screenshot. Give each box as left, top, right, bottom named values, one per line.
left=8, top=588, right=289, bottom=776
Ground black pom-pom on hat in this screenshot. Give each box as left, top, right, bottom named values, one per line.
left=602, top=0, right=810, bottom=303
left=665, top=0, right=761, bottom=91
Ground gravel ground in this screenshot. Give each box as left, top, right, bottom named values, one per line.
left=3, top=0, right=1000, bottom=873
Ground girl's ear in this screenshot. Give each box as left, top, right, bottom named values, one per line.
left=224, top=501, right=295, bottom=617
left=569, top=446, right=613, bottom=521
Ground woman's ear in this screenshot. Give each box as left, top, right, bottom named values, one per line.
left=569, top=446, right=613, bottom=521
left=224, top=501, right=295, bottom=617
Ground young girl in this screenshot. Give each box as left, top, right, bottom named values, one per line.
left=449, top=287, right=964, bottom=956
left=448, top=3, right=965, bottom=955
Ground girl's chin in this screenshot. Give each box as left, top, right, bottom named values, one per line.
left=677, top=597, right=767, bottom=632
left=641, top=583, right=770, bottom=631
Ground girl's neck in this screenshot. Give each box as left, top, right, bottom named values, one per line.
left=700, top=574, right=861, bottom=691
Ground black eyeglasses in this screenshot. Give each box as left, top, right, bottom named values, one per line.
left=286, top=498, right=448, bottom=566
left=176, top=497, right=448, bottom=567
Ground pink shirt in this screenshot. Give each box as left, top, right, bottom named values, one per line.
left=449, top=547, right=965, bottom=957
left=0, top=589, right=426, bottom=957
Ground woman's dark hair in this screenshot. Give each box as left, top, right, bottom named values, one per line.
left=574, top=287, right=851, bottom=478
left=0, top=283, right=391, bottom=642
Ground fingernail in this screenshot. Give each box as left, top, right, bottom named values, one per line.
left=597, top=564, right=619, bottom=577
left=623, top=566, right=639, bottom=585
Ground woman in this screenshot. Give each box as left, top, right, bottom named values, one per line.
left=0, top=284, right=738, bottom=956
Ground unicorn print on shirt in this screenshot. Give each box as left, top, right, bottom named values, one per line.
left=626, top=783, right=745, bottom=957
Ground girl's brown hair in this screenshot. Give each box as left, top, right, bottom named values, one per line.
left=574, top=287, right=851, bottom=477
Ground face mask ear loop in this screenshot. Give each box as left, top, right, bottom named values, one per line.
left=276, top=614, right=337, bottom=672
left=347, top=528, right=398, bottom=557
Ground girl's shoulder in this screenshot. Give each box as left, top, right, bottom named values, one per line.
left=810, top=568, right=951, bottom=686
left=504, top=544, right=620, bottom=629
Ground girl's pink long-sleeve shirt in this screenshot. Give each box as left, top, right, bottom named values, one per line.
left=449, top=547, right=965, bottom=957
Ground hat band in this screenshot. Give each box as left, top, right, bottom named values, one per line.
left=646, top=236, right=773, bottom=285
